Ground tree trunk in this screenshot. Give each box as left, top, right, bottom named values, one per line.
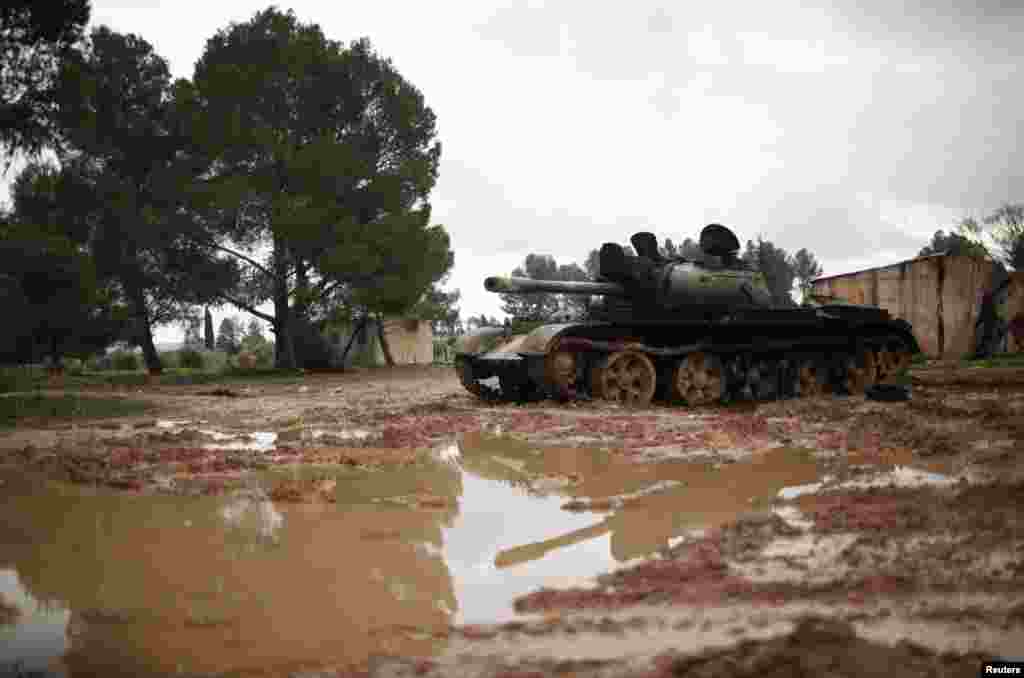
left=272, top=303, right=297, bottom=369
left=293, top=256, right=309, bottom=319
left=127, top=283, right=162, bottom=371
left=338, top=316, right=368, bottom=367
left=49, top=335, right=61, bottom=370
left=376, top=314, right=395, bottom=367
left=271, top=235, right=297, bottom=369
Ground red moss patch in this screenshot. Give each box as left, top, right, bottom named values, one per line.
left=809, top=493, right=921, bottom=531
left=505, top=411, right=569, bottom=434
left=816, top=430, right=847, bottom=449
left=460, top=624, right=499, bottom=640
left=716, top=413, right=769, bottom=439
left=413, top=660, right=436, bottom=676
left=157, top=447, right=211, bottom=463
left=514, top=536, right=764, bottom=613
left=108, top=448, right=146, bottom=467
left=378, top=414, right=483, bottom=448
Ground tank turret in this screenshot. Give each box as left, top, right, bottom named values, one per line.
left=487, top=224, right=772, bottom=317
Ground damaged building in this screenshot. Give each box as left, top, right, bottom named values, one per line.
left=810, top=254, right=1024, bottom=359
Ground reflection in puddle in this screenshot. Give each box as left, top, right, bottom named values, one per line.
left=0, top=569, right=70, bottom=675
left=0, top=433, right=830, bottom=675
left=776, top=466, right=959, bottom=500
left=219, top=489, right=284, bottom=542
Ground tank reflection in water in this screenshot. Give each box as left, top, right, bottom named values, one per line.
left=0, top=434, right=827, bottom=676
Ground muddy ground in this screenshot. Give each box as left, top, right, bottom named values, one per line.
left=1, top=364, right=1023, bottom=677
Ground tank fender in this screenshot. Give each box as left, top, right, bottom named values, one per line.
left=454, top=326, right=510, bottom=356
left=516, top=324, right=579, bottom=355
left=855, top=321, right=922, bottom=355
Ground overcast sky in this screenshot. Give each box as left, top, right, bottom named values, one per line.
left=14, top=0, right=1024, bottom=343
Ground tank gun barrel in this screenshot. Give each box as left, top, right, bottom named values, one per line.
left=484, top=276, right=626, bottom=296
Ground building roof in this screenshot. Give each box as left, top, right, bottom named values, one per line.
left=811, top=253, right=982, bottom=284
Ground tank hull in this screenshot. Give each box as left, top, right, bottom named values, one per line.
left=454, top=305, right=920, bottom=404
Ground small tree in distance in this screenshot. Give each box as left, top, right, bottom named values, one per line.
left=791, top=248, right=824, bottom=302
left=203, top=307, right=215, bottom=350
left=182, top=308, right=202, bottom=348
left=245, top=317, right=263, bottom=341
left=216, top=316, right=241, bottom=355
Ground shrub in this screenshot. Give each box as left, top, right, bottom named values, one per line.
left=111, top=350, right=139, bottom=371
left=178, top=348, right=204, bottom=370
left=200, top=350, right=228, bottom=372
left=158, top=351, right=180, bottom=369
left=240, top=336, right=275, bottom=368
left=0, top=365, right=40, bottom=393
left=86, top=354, right=113, bottom=371
left=256, top=342, right=275, bottom=367
left=60, top=358, right=85, bottom=376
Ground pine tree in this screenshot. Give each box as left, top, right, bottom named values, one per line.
left=203, top=307, right=215, bottom=350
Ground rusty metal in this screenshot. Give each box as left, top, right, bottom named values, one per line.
left=843, top=349, right=878, bottom=395
left=544, top=349, right=577, bottom=395
left=797, top=360, right=828, bottom=397
left=591, top=351, right=657, bottom=406
left=670, top=352, right=725, bottom=405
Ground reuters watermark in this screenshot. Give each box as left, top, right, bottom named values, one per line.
left=983, top=661, right=1024, bottom=675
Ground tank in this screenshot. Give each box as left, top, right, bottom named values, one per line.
left=454, top=224, right=921, bottom=405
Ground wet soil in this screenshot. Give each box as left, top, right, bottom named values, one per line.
left=1, top=364, right=1023, bottom=677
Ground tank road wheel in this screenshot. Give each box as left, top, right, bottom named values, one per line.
left=544, top=350, right=577, bottom=398
left=842, top=349, right=877, bottom=395
left=796, top=358, right=829, bottom=397
left=671, top=352, right=725, bottom=405
left=591, top=350, right=657, bottom=406
left=876, top=339, right=912, bottom=379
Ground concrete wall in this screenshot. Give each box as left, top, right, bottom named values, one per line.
left=330, top=317, right=433, bottom=366
left=811, top=255, right=998, bottom=358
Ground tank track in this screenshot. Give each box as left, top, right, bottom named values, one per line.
left=456, top=334, right=914, bottom=406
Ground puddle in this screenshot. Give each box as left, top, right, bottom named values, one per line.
left=778, top=481, right=827, bottom=501
left=777, top=466, right=960, bottom=500
left=192, top=428, right=371, bottom=452
left=199, top=430, right=277, bottom=452
left=0, top=433, right=825, bottom=675
left=838, top=465, right=958, bottom=490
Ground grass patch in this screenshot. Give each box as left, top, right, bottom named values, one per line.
left=0, top=393, right=153, bottom=428
left=961, top=353, right=1024, bottom=369
left=1, top=366, right=310, bottom=392
left=0, top=365, right=44, bottom=393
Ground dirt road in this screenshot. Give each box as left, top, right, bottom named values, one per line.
left=1, top=364, right=1022, bottom=677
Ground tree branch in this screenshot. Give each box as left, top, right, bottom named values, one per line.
left=204, top=241, right=273, bottom=278
left=314, top=271, right=384, bottom=299
left=218, top=293, right=276, bottom=325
